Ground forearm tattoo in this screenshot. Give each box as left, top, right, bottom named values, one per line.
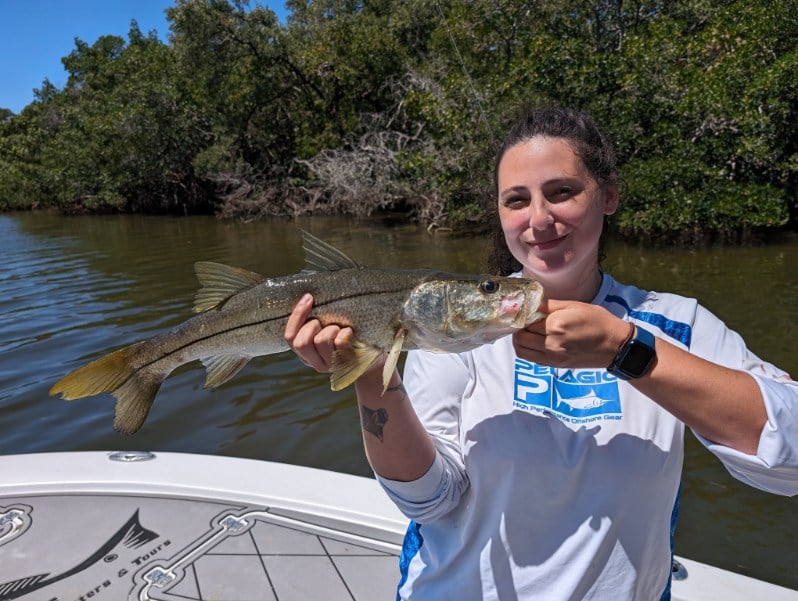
left=359, top=382, right=406, bottom=442
left=360, top=406, right=388, bottom=442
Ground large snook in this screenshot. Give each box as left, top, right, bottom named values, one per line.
left=50, top=231, right=545, bottom=434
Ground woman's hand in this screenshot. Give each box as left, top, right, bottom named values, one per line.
left=284, top=293, right=354, bottom=373
left=513, top=299, right=630, bottom=369
left=285, top=293, right=436, bottom=479
left=517, top=299, right=766, bottom=454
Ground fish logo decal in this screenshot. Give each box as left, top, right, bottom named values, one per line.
left=556, top=389, right=615, bottom=411
left=0, top=510, right=158, bottom=600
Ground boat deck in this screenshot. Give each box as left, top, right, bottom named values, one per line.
left=0, top=452, right=403, bottom=601
left=1, top=451, right=796, bottom=601
left=1, top=492, right=399, bottom=601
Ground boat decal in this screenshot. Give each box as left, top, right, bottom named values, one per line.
left=0, top=510, right=158, bottom=601
left=0, top=505, right=32, bottom=548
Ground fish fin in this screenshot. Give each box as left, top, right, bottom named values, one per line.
left=49, top=342, right=160, bottom=435
left=201, top=354, right=252, bottom=388
left=113, top=377, right=160, bottom=435
left=329, top=341, right=383, bottom=391
left=49, top=347, right=134, bottom=400
left=382, top=329, right=406, bottom=393
left=193, top=262, right=266, bottom=313
left=301, top=230, right=363, bottom=273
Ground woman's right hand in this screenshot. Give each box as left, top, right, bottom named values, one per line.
left=286, top=295, right=435, bottom=482
left=284, top=293, right=354, bottom=374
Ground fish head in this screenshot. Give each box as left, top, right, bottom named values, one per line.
left=403, top=274, right=545, bottom=352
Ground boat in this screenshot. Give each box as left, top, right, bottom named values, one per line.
left=0, top=451, right=795, bottom=601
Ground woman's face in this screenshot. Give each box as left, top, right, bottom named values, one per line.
left=497, top=136, right=618, bottom=291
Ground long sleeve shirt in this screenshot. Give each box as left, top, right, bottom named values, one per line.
left=379, top=273, right=798, bottom=601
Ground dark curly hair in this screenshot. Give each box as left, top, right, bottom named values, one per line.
left=487, top=107, right=618, bottom=275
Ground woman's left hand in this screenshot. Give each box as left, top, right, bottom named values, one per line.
left=514, top=299, right=631, bottom=369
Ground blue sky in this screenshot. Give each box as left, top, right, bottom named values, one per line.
left=0, top=1, right=287, bottom=114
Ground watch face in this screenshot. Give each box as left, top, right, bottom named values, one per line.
left=621, top=341, right=655, bottom=375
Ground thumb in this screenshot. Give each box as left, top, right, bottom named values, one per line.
left=537, top=298, right=572, bottom=314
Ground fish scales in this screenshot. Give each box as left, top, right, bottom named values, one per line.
left=50, top=231, right=545, bottom=434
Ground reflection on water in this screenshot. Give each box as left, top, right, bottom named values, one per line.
left=1, top=212, right=796, bottom=588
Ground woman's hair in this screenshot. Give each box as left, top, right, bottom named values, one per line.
left=487, top=106, right=618, bottom=275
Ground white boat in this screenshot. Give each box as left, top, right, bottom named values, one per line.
left=0, top=451, right=795, bottom=601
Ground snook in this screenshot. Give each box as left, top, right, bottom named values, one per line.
left=50, top=231, right=545, bottom=434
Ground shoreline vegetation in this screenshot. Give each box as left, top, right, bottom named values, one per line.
left=1, top=1, right=796, bottom=243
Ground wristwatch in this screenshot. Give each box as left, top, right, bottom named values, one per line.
left=607, top=324, right=657, bottom=380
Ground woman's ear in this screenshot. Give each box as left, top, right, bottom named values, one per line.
left=602, top=181, right=619, bottom=216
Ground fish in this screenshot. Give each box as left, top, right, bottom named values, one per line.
left=556, top=389, right=614, bottom=411
left=49, top=231, right=545, bottom=434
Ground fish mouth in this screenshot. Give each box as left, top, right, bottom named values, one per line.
left=499, top=285, right=542, bottom=329
left=511, top=283, right=544, bottom=328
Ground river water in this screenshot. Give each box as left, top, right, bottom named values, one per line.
left=1, top=211, right=796, bottom=589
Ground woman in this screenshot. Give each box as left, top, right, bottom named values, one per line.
left=285, top=107, right=798, bottom=600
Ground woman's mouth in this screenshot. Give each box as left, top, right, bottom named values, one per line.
left=528, top=235, right=566, bottom=251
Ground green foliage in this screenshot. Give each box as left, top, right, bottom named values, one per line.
left=0, top=0, right=796, bottom=239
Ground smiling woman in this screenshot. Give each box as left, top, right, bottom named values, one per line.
left=286, top=106, right=798, bottom=601
left=497, top=135, right=618, bottom=301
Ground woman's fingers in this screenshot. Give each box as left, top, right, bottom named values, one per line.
left=284, top=293, right=314, bottom=343
left=285, top=293, right=354, bottom=373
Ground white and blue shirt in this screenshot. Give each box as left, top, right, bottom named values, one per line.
left=379, top=273, right=798, bottom=601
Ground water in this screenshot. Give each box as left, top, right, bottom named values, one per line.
left=1, top=212, right=796, bottom=589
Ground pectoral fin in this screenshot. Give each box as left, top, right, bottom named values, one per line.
left=329, top=341, right=383, bottom=391
left=382, top=329, right=406, bottom=393
left=201, top=354, right=252, bottom=388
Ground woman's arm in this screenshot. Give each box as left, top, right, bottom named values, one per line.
left=284, top=294, right=436, bottom=481
left=513, top=299, right=767, bottom=455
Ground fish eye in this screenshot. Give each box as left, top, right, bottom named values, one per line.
left=479, top=279, right=500, bottom=294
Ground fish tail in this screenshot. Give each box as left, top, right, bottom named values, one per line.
left=49, top=342, right=160, bottom=435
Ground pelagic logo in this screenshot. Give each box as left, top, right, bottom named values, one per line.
left=513, top=359, right=622, bottom=423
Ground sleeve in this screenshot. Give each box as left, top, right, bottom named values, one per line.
left=375, top=349, right=471, bottom=521
left=689, top=304, right=798, bottom=496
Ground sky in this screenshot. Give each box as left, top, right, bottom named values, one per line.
left=0, top=0, right=287, bottom=114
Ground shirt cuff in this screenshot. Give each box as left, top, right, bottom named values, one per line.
left=376, top=451, right=446, bottom=503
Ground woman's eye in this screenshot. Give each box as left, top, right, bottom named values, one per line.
left=555, top=187, right=573, bottom=197
left=501, top=194, right=529, bottom=208
left=480, top=279, right=500, bottom=294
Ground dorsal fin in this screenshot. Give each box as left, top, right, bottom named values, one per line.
left=193, top=262, right=266, bottom=313
left=301, top=230, right=362, bottom=273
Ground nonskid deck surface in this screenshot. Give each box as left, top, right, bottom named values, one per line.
left=0, top=493, right=401, bottom=601
left=3, top=452, right=797, bottom=601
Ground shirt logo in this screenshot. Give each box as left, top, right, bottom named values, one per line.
left=513, top=359, right=622, bottom=424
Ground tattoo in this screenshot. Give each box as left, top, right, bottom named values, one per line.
left=360, top=405, right=389, bottom=442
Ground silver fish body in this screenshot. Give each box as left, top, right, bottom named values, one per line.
left=50, top=232, right=544, bottom=434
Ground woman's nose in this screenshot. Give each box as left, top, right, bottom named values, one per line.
left=528, top=201, right=554, bottom=230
